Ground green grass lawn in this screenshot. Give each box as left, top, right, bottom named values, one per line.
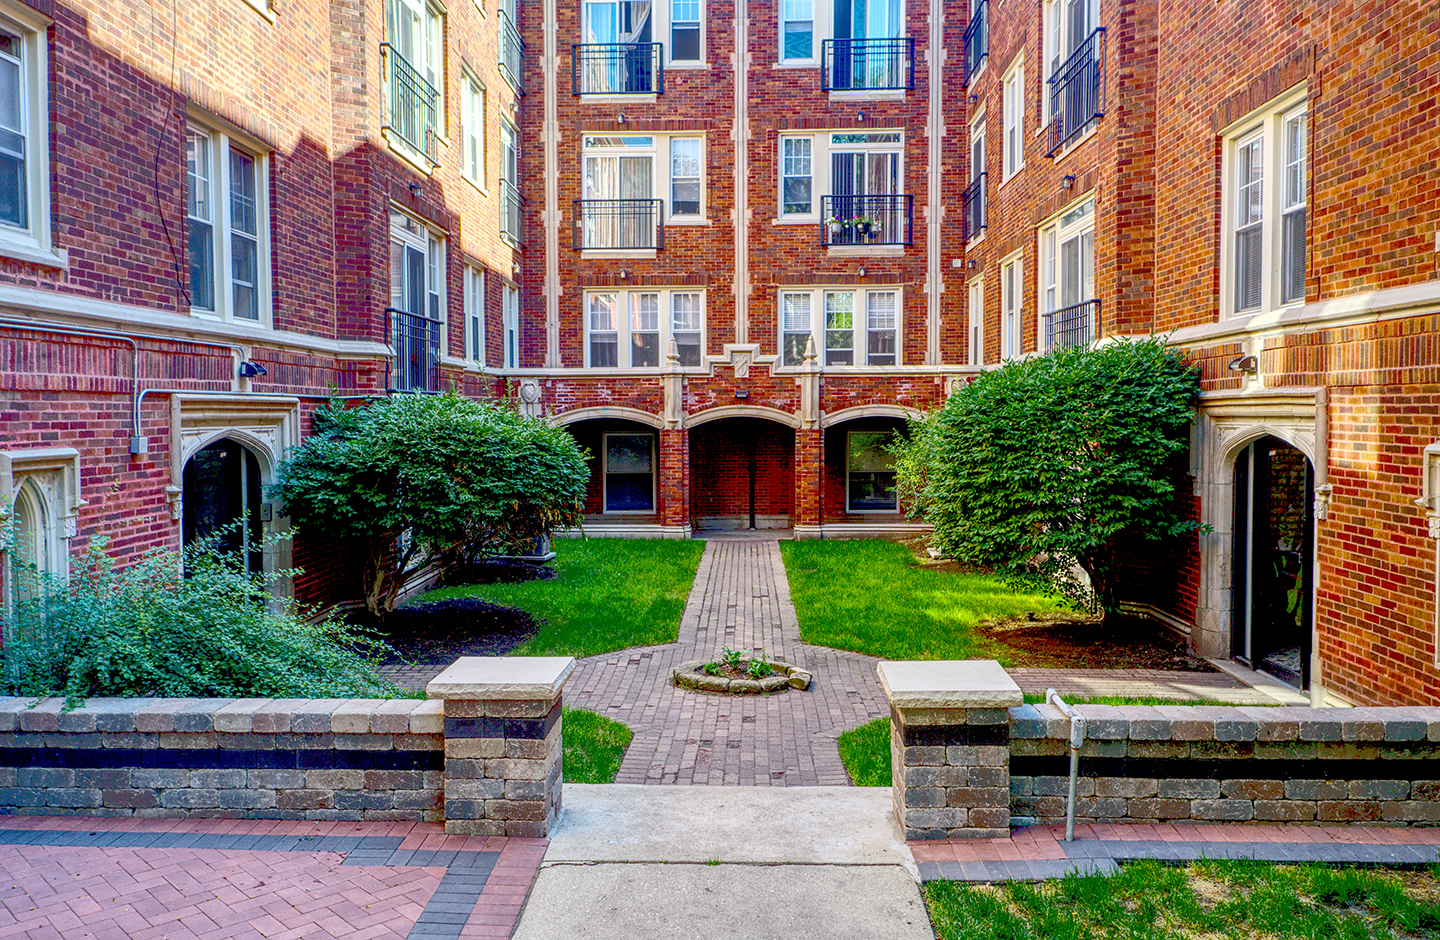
left=925, top=858, right=1440, bottom=940
left=1020, top=694, right=1247, bottom=707
left=838, top=718, right=892, bottom=787
left=779, top=540, right=1072, bottom=662
left=562, top=707, right=632, bottom=784
left=412, top=538, right=705, bottom=659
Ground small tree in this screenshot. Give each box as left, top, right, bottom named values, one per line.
left=273, top=393, right=588, bottom=617
left=893, top=337, right=1201, bottom=617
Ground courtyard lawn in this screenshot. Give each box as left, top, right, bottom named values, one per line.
left=412, top=538, right=705, bottom=659
left=563, top=707, right=632, bottom=784
left=837, top=718, right=892, bottom=788
left=924, top=858, right=1440, bottom=940
left=779, top=539, right=1072, bottom=662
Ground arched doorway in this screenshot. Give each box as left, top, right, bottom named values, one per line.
left=689, top=417, right=796, bottom=531
left=183, top=438, right=264, bottom=574
left=1231, top=435, right=1313, bottom=688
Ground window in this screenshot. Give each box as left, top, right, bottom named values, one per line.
left=779, top=287, right=900, bottom=366
left=1038, top=197, right=1094, bottom=349
left=1002, top=58, right=1024, bottom=180
left=580, top=0, right=657, bottom=95
left=0, top=9, right=55, bottom=263
left=847, top=430, right=898, bottom=512
left=670, top=0, right=700, bottom=62
left=500, top=116, right=521, bottom=244
left=384, top=0, right=445, bottom=161
left=464, top=264, right=485, bottom=363
left=1043, top=0, right=1098, bottom=102
left=462, top=71, right=485, bottom=188
left=781, top=0, right=814, bottom=60
left=502, top=281, right=520, bottom=368
left=780, top=137, right=813, bottom=216
left=670, top=138, right=701, bottom=218
left=1, top=447, right=83, bottom=608
left=779, top=130, right=907, bottom=244
left=603, top=433, right=655, bottom=512
left=584, top=289, right=705, bottom=368
left=965, top=111, right=986, bottom=241
left=1001, top=253, right=1022, bottom=358
left=389, top=210, right=445, bottom=390
left=967, top=277, right=983, bottom=365
left=186, top=123, right=269, bottom=323
left=1222, top=93, right=1307, bottom=317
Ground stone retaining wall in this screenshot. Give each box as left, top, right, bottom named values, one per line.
left=0, top=697, right=446, bottom=821
left=1009, top=704, right=1440, bottom=827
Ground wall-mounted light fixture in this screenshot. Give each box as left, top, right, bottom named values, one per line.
left=409, top=182, right=423, bottom=197
left=619, top=269, right=628, bottom=280
left=969, top=93, right=978, bottom=104
left=734, top=390, right=750, bottom=400
left=858, top=266, right=867, bottom=277
left=617, top=112, right=627, bottom=123
left=856, top=110, right=866, bottom=122
left=966, top=259, right=977, bottom=270
left=1061, top=174, right=1076, bottom=190
left=238, top=361, right=268, bottom=379
left=1227, top=355, right=1258, bottom=375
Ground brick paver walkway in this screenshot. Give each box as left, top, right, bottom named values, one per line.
left=910, top=822, right=1440, bottom=883
left=0, top=816, right=544, bottom=940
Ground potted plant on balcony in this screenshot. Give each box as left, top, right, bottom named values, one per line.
left=852, top=215, right=882, bottom=236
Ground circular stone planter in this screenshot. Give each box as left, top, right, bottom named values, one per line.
left=672, top=660, right=812, bottom=694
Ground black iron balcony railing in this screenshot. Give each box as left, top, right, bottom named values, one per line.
left=1046, top=28, right=1106, bottom=158
left=500, top=178, right=524, bottom=247
left=1044, top=299, right=1100, bottom=350
left=572, top=43, right=664, bottom=95
left=962, top=172, right=986, bottom=242
left=820, top=194, right=913, bottom=247
left=387, top=307, right=442, bottom=392
left=498, top=10, right=524, bottom=93
left=380, top=44, right=440, bottom=165
left=821, top=38, right=915, bottom=92
left=963, top=0, right=988, bottom=82
left=573, top=199, right=665, bottom=250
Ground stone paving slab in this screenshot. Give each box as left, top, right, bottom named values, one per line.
left=0, top=815, right=545, bottom=939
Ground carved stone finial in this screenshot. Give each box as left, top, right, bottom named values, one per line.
left=666, top=337, right=680, bottom=364
left=803, top=335, right=818, bottom=363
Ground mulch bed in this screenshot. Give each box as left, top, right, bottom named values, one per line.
left=980, top=612, right=1217, bottom=671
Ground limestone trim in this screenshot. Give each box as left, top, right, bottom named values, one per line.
left=820, top=404, right=922, bottom=428
left=548, top=406, right=664, bottom=429
left=731, top=0, right=751, bottom=344
left=684, top=405, right=801, bottom=429
left=0, top=447, right=85, bottom=583
left=923, top=0, right=946, bottom=364
left=542, top=0, right=560, bottom=367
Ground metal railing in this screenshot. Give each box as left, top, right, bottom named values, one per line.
left=498, top=10, right=524, bottom=93
left=387, top=307, right=442, bottom=392
left=962, top=172, right=986, bottom=242
left=573, top=199, right=665, bottom=250
left=963, top=0, right=987, bottom=82
left=380, top=44, right=440, bottom=165
left=1044, top=299, right=1100, bottom=350
left=1046, top=28, right=1106, bottom=158
left=820, top=194, right=913, bottom=247
left=500, top=178, right=524, bottom=247
left=572, top=43, right=664, bottom=95
left=821, top=37, right=915, bottom=91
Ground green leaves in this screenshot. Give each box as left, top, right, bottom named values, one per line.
left=893, top=337, right=1201, bottom=615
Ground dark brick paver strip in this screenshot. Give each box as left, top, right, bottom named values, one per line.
left=0, top=815, right=543, bottom=939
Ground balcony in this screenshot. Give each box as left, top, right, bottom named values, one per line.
left=821, top=38, right=915, bottom=92
left=380, top=44, right=440, bottom=166
left=1046, top=28, right=1106, bottom=158
left=573, top=199, right=664, bottom=250
left=820, top=194, right=913, bottom=247
left=501, top=178, right=524, bottom=247
left=962, top=172, right=986, bottom=242
left=498, top=10, right=524, bottom=94
left=388, top=308, right=442, bottom=392
left=1044, top=299, right=1100, bottom=350
left=963, top=0, right=987, bottom=82
left=572, top=43, right=664, bottom=95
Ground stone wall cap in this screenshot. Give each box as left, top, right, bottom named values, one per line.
left=426, top=656, right=577, bottom=700
left=877, top=660, right=1022, bottom=709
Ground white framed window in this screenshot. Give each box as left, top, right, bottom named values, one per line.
left=186, top=122, right=271, bottom=325
left=1002, top=57, right=1024, bottom=181
left=669, top=138, right=702, bottom=219
left=499, top=116, right=521, bottom=244
left=777, top=130, right=903, bottom=223
left=0, top=7, right=56, bottom=265
left=384, top=0, right=445, bottom=163
left=781, top=0, right=815, bottom=61
left=669, top=0, right=701, bottom=63
left=1037, top=196, right=1094, bottom=349
left=1000, top=252, right=1022, bottom=359
left=778, top=287, right=901, bottom=367
left=1042, top=0, right=1098, bottom=121
left=967, top=276, right=984, bottom=365
left=390, top=208, right=445, bottom=323
left=602, top=433, right=656, bottom=513
left=462, top=70, right=485, bottom=189
left=464, top=264, right=485, bottom=363
left=502, top=281, right=520, bottom=368
left=846, top=430, right=898, bottom=513
left=584, top=289, right=706, bottom=368
left=1220, top=90, right=1307, bottom=318
left=967, top=110, right=986, bottom=242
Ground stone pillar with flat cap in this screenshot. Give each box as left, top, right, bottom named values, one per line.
left=427, top=656, right=575, bottom=836
left=878, top=660, right=1022, bottom=840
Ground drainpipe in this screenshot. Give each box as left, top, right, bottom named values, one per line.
left=1045, top=689, right=1086, bottom=842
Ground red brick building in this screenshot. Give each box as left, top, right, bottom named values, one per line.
left=1, top=0, right=1438, bottom=705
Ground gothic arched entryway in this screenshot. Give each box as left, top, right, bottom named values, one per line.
left=183, top=437, right=264, bottom=574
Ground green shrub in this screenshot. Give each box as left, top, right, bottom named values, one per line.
left=893, top=337, right=1202, bottom=616
left=1, top=537, right=403, bottom=706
